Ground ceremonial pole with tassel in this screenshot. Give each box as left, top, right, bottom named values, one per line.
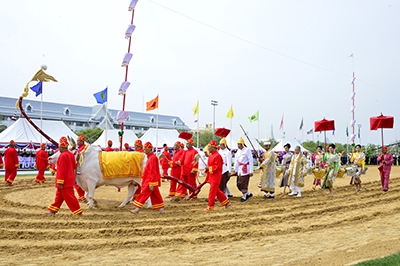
left=119, top=0, right=138, bottom=151
left=15, top=65, right=58, bottom=146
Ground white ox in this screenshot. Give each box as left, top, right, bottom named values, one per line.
left=49, top=145, right=145, bottom=209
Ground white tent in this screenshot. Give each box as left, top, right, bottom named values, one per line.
left=140, top=128, right=179, bottom=148
left=0, top=118, right=78, bottom=148
left=272, top=138, right=309, bottom=153
left=92, top=129, right=138, bottom=148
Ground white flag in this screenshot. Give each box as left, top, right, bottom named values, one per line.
left=116, top=111, right=129, bottom=123
left=125, top=24, right=136, bottom=39
left=118, top=82, right=131, bottom=95
left=121, top=53, right=133, bottom=67
left=128, top=0, right=138, bottom=11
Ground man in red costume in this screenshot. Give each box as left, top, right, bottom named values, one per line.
left=177, top=139, right=198, bottom=199
left=130, top=142, right=165, bottom=214
left=46, top=137, right=83, bottom=215
left=4, top=140, right=19, bottom=186
left=134, top=140, right=144, bottom=152
left=0, top=151, right=3, bottom=169
left=74, top=135, right=87, bottom=202
left=34, top=143, right=48, bottom=184
left=132, top=139, right=144, bottom=199
left=166, top=141, right=184, bottom=198
left=205, top=140, right=230, bottom=211
left=104, top=140, right=113, bottom=152
left=124, top=143, right=132, bottom=151
left=160, top=144, right=171, bottom=182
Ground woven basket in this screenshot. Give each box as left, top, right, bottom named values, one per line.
left=276, top=166, right=283, bottom=178
left=312, top=168, right=326, bottom=179
left=337, top=167, right=346, bottom=178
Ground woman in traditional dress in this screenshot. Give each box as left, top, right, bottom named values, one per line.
left=311, top=145, right=324, bottom=190
left=322, top=144, right=340, bottom=196
left=278, top=143, right=292, bottom=194
left=349, top=144, right=365, bottom=192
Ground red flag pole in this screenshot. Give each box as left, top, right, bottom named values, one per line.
left=120, top=8, right=136, bottom=151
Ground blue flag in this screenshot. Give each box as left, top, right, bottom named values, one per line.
left=93, top=88, right=108, bottom=104
left=30, top=81, right=43, bottom=97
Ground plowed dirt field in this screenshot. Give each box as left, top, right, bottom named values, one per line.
left=1, top=165, right=400, bottom=266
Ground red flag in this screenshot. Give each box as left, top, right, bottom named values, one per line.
left=279, top=114, right=284, bottom=130
left=146, top=95, right=159, bottom=111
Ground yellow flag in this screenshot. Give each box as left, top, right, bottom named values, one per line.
left=192, top=100, right=199, bottom=116
left=226, top=105, right=234, bottom=118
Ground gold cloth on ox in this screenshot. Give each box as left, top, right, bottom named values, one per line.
left=99, top=151, right=144, bottom=178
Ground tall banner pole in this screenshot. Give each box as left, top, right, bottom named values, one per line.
left=120, top=3, right=136, bottom=151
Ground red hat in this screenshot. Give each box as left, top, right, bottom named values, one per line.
left=382, top=146, right=388, bottom=152
left=124, top=143, right=129, bottom=147
left=135, top=140, right=143, bottom=147
left=9, top=140, right=15, bottom=146
left=78, top=135, right=86, bottom=142
left=208, top=140, right=218, bottom=148
left=40, top=143, right=46, bottom=148
left=174, top=141, right=180, bottom=147
left=179, top=141, right=185, bottom=148
left=108, top=140, right=113, bottom=145
left=187, top=139, right=194, bottom=145
left=144, top=142, right=153, bottom=149
left=59, top=136, right=69, bottom=148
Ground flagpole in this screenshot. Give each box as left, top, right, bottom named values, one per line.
left=346, top=128, right=349, bottom=164
left=156, top=94, right=159, bottom=154
left=196, top=113, right=199, bottom=149
left=105, top=100, right=108, bottom=148
left=230, top=116, right=233, bottom=149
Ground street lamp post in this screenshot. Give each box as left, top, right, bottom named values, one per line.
left=211, top=100, right=218, bottom=136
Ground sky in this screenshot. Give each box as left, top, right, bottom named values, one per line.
left=1, top=0, right=400, bottom=146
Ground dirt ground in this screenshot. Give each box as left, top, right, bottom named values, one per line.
left=1, top=165, right=400, bottom=266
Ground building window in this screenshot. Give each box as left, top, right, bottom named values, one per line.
left=63, top=107, right=70, bottom=116
left=172, top=119, right=177, bottom=126
left=25, top=103, right=33, bottom=113
left=149, top=117, right=155, bottom=123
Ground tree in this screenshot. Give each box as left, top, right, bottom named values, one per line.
left=75, top=128, right=103, bottom=144
left=192, top=131, right=221, bottom=148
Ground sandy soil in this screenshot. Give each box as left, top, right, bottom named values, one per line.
left=1, top=165, right=400, bottom=266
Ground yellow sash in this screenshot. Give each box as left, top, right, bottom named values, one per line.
left=99, top=151, right=144, bottom=178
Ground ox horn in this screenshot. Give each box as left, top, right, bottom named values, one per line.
left=157, top=153, right=165, bottom=160
left=68, top=136, right=76, bottom=151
